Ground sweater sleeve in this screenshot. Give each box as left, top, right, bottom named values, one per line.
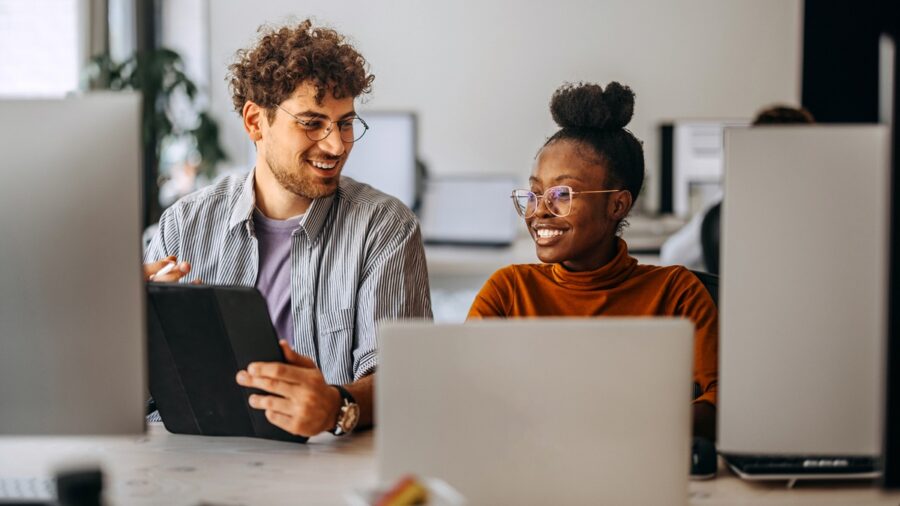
left=672, top=269, right=719, bottom=406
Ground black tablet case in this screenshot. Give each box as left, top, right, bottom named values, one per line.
left=146, top=283, right=308, bottom=443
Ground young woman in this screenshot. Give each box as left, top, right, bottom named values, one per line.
left=467, top=82, right=717, bottom=438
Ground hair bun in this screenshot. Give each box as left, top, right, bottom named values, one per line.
left=549, top=81, right=635, bottom=131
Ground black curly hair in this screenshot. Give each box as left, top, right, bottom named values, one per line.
left=228, top=19, right=375, bottom=123
left=542, top=81, right=645, bottom=230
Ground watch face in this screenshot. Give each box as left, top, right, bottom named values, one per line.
left=339, top=403, right=361, bottom=433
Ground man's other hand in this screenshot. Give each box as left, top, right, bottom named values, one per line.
left=236, top=340, right=342, bottom=437
left=143, top=256, right=192, bottom=282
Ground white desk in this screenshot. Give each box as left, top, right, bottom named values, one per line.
left=1, top=424, right=898, bottom=506
left=0, top=424, right=374, bottom=505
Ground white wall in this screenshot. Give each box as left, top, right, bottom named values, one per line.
left=162, top=0, right=208, bottom=91
left=207, top=0, right=801, bottom=212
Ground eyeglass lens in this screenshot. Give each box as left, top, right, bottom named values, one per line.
left=304, top=117, right=367, bottom=143
left=513, top=186, right=573, bottom=218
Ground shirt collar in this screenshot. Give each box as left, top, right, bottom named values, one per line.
left=228, top=169, right=258, bottom=232
left=228, top=168, right=337, bottom=242
left=549, top=238, right=638, bottom=290
left=297, top=191, right=336, bottom=242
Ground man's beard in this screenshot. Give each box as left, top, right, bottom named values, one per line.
left=267, top=153, right=339, bottom=199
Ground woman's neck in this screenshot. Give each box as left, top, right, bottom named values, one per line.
left=561, top=236, right=619, bottom=272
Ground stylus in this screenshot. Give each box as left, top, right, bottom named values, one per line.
left=150, top=262, right=177, bottom=281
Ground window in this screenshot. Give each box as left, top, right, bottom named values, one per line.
left=0, top=0, right=83, bottom=97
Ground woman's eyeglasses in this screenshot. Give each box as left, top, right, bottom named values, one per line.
left=277, top=105, right=369, bottom=143
left=510, top=185, right=623, bottom=218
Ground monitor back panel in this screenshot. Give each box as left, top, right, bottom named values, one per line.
left=0, top=94, right=146, bottom=434
left=719, top=126, right=889, bottom=455
left=377, top=318, right=694, bottom=505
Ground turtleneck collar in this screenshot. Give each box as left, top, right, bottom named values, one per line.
left=549, top=238, right=638, bottom=290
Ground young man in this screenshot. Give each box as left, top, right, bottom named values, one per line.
left=144, top=20, right=432, bottom=437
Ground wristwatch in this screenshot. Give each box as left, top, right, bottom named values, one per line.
left=329, top=385, right=360, bottom=436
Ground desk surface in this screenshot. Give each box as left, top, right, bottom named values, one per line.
left=1, top=424, right=898, bottom=506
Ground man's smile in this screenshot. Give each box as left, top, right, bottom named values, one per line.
left=304, top=157, right=342, bottom=178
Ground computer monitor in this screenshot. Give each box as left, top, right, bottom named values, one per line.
left=719, top=126, right=889, bottom=464
left=0, top=93, right=146, bottom=435
left=340, top=111, right=419, bottom=210
left=659, top=119, right=749, bottom=217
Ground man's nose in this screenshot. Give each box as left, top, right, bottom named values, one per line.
left=317, top=127, right=345, bottom=157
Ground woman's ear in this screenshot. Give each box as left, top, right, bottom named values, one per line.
left=610, top=190, right=633, bottom=221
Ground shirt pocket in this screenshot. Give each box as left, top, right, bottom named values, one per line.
left=319, top=308, right=355, bottom=335
left=317, top=308, right=357, bottom=383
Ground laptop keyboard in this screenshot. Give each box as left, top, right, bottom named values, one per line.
left=0, top=477, right=55, bottom=501
left=725, top=455, right=878, bottom=476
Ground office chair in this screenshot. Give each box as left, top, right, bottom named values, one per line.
left=689, top=269, right=718, bottom=400
left=700, top=202, right=722, bottom=275
left=687, top=269, right=719, bottom=472
left=690, top=269, right=719, bottom=307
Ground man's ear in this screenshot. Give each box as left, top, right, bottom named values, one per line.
left=243, top=101, right=265, bottom=142
left=610, top=190, right=633, bottom=221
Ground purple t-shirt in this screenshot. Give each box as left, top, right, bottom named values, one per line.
left=253, top=209, right=303, bottom=348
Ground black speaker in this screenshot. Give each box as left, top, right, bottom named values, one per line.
left=882, top=1, right=900, bottom=491
left=659, top=123, right=674, bottom=214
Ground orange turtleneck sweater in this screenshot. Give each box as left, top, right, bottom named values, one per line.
left=467, top=239, right=718, bottom=406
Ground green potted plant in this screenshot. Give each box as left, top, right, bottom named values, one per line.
left=84, top=48, right=227, bottom=226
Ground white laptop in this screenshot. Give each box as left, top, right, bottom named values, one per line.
left=376, top=318, right=694, bottom=505
left=419, top=177, right=519, bottom=246
left=718, top=125, right=889, bottom=481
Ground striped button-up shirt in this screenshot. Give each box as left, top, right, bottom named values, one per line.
left=145, top=170, right=432, bottom=385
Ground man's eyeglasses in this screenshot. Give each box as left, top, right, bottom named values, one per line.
left=510, top=185, right=623, bottom=218
left=277, top=105, right=369, bottom=143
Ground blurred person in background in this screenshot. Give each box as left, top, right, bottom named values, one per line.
left=660, top=105, right=815, bottom=273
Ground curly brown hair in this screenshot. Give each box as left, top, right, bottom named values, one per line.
left=228, top=19, right=374, bottom=122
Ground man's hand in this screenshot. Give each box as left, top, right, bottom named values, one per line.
left=236, top=340, right=342, bottom=437
left=143, top=256, right=193, bottom=282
